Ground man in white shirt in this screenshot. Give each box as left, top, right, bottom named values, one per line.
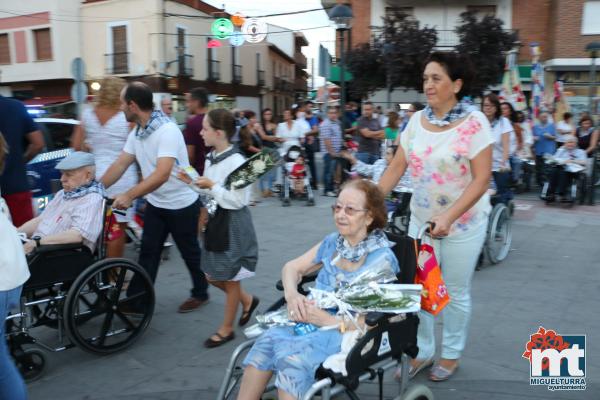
left=102, top=82, right=209, bottom=313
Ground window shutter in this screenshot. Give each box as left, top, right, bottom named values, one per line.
left=0, top=34, right=10, bottom=64
left=34, top=28, right=52, bottom=60
left=112, top=25, right=128, bottom=73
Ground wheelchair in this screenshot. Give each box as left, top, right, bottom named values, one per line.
left=217, top=229, right=434, bottom=400
left=4, top=199, right=155, bottom=381
left=477, top=193, right=513, bottom=268
left=385, top=187, right=413, bottom=237
left=540, top=159, right=587, bottom=207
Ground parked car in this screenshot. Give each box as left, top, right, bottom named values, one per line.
left=27, top=118, right=77, bottom=212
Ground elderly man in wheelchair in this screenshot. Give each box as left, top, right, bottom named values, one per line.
left=541, top=135, right=587, bottom=204
left=18, top=151, right=104, bottom=255
left=224, top=179, right=431, bottom=400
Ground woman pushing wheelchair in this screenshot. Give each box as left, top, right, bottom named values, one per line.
left=237, top=180, right=400, bottom=400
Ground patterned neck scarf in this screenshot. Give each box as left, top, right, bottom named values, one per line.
left=135, top=110, right=173, bottom=139
left=63, top=180, right=106, bottom=200
left=334, top=229, right=394, bottom=263
left=424, top=99, right=473, bottom=127
left=207, top=146, right=239, bottom=165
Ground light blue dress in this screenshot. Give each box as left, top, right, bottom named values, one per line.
left=243, top=232, right=400, bottom=398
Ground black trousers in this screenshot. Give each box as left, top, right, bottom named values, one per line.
left=304, top=142, right=318, bottom=189
left=128, top=198, right=208, bottom=301
left=547, top=167, right=577, bottom=196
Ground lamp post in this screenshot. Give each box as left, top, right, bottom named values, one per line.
left=585, top=42, right=600, bottom=205
left=329, top=3, right=353, bottom=126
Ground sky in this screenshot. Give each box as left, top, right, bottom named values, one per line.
left=204, top=0, right=336, bottom=87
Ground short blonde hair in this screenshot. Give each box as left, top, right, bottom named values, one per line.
left=96, top=76, right=126, bottom=109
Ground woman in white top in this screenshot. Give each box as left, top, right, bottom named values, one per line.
left=0, top=133, right=29, bottom=400
left=71, top=76, right=138, bottom=258
left=555, top=112, right=575, bottom=144
left=380, top=52, right=493, bottom=382
left=483, top=94, right=514, bottom=204
left=276, top=109, right=305, bottom=155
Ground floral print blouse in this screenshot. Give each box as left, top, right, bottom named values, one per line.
left=400, top=110, right=494, bottom=235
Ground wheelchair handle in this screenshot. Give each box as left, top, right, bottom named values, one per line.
left=104, top=197, right=127, bottom=216
left=416, top=222, right=436, bottom=240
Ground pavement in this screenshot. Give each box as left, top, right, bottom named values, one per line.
left=26, top=190, right=600, bottom=400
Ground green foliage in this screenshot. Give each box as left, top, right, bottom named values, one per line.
left=454, top=11, right=519, bottom=96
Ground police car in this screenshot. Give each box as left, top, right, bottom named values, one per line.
left=27, top=118, right=78, bottom=212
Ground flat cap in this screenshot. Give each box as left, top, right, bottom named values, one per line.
left=55, top=151, right=95, bottom=170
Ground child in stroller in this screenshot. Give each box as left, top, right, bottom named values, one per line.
left=281, top=145, right=315, bottom=206
left=289, top=154, right=307, bottom=196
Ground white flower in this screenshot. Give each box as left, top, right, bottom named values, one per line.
left=252, top=160, right=266, bottom=174
left=233, top=179, right=245, bottom=188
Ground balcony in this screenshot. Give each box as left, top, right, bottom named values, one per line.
left=294, top=76, right=307, bottom=92
left=436, top=29, right=518, bottom=48
left=257, top=70, right=265, bottom=86
left=177, top=54, right=193, bottom=77
left=104, top=52, right=129, bottom=74
left=232, top=64, right=242, bottom=84
left=208, top=59, right=220, bottom=81
left=294, top=52, right=307, bottom=69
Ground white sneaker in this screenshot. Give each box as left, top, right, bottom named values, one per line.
left=325, top=191, right=337, bottom=197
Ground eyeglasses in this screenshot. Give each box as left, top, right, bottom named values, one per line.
left=331, top=203, right=368, bottom=216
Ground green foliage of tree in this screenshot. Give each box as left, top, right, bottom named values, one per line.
left=454, top=11, right=519, bottom=97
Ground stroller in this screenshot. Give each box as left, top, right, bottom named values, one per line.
left=280, top=145, right=315, bottom=207
left=217, top=228, right=435, bottom=400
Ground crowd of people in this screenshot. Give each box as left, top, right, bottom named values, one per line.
left=1, top=48, right=599, bottom=399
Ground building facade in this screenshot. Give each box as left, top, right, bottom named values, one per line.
left=322, top=0, right=600, bottom=115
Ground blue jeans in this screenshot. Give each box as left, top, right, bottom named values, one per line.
left=259, top=168, right=276, bottom=192
left=322, top=153, right=338, bottom=192
left=128, top=199, right=208, bottom=302
left=356, top=152, right=379, bottom=165
left=1, top=286, right=27, bottom=400
left=493, top=171, right=514, bottom=204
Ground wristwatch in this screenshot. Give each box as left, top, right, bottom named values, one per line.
left=32, top=235, right=41, bottom=247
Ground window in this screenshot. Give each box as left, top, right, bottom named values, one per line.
left=111, top=25, right=128, bottom=73
left=582, top=1, right=600, bottom=35
left=33, top=28, right=52, bottom=60
left=385, top=6, right=413, bottom=18
left=466, top=5, right=496, bottom=18
left=0, top=33, right=10, bottom=64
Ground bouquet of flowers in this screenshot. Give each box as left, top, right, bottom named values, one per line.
left=243, top=259, right=422, bottom=338
left=224, top=148, right=281, bottom=190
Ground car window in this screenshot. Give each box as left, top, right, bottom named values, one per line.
left=39, top=122, right=74, bottom=151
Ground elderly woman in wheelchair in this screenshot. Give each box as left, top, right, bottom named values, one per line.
left=237, top=180, right=399, bottom=400
left=17, top=151, right=105, bottom=254
left=541, top=135, right=587, bottom=204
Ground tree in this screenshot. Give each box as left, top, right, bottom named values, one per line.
left=454, top=11, right=519, bottom=97
left=345, top=11, right=437, bottom=99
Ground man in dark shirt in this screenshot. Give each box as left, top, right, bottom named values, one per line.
left=0, top=95, right=44, bottom=226
left=356, top=101, right=385, bottom=164
left=184, top=87, right=209, bottom=175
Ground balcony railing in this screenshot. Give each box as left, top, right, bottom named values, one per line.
left=178, top=54, right=193, bottom=77
left=208, top=59, right=220, bottom=81
left=436, top=29, right=518, bottom=48
left=294, top=53, right=307, bottom=69
left=104, top=52, right=129, bottom=74
left=233, top=64, right=242, bottom=83
left=257, top=70, right=265, bottom=86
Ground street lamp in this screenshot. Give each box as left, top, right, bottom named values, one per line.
left=585, top=42, right=600, bottom=205
left=329, top=3, right=353, bottom=125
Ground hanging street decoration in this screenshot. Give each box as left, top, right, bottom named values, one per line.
left=211, top=18, right=234, bottom=39
left=231, top=13, right=245, bottom=27
left=207, top=39, right=223, bottom=48
left=241, top=18, right=267, bottom=43
left=230, top=31, right=245, bottom=47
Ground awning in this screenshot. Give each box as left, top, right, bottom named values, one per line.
left=23, top=96, right=72, bottom=107
left=329, top=65, right=353, bottom=83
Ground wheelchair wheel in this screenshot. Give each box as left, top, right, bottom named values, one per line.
left=63, top=258, right=155, bottom=355
left=14, top=347, right=47, bottom=382
left=485, top=203, right=512, bottom=264
left=397, top=383, right=434, bottom=400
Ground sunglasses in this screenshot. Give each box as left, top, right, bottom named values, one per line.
left=331, top=203, right=368, bottom=216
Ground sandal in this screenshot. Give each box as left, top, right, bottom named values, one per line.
left=394, top=357, right=433, bottom=381
left=429, top=362, right=459, bottom=382
left=204, top=332, right=235, bottom=348
left=239, top=296, right=260, bottom=326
